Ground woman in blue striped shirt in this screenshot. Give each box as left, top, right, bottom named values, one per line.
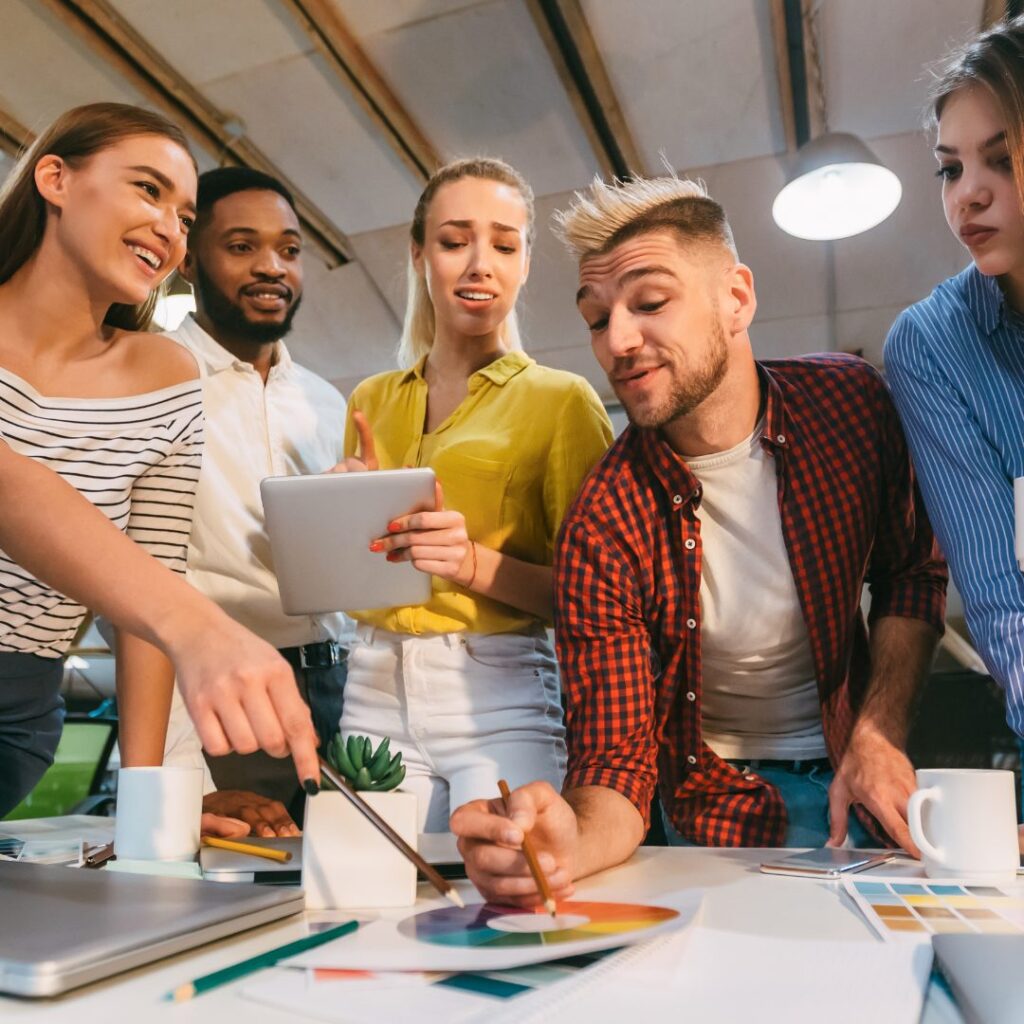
left=885, top=19, right=1024, bottom=810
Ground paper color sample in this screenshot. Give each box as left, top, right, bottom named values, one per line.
left=284, top=893, right=701, bottom=972
left=845, top=876, right=1024, bottom=941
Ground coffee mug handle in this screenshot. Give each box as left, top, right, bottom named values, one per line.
left=907, top=786, right=944, bottom=864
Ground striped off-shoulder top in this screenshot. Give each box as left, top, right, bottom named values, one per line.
left=0, top=366, right=203, bottom=658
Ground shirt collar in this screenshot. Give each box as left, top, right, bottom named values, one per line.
left=402, top=349, right=533, bottom=386
left=638, top=361, right=789, bottom=508
left=960, top=263, right=1006, bottom=336
left=174, top=315, right=291, bottom=376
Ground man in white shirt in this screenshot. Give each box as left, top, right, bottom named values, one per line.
left=165, top=167, right=354, bottom=834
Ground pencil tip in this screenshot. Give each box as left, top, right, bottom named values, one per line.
left=447, top=888, right=465, bottom=908
left=545, top=898, right=558, bottom=918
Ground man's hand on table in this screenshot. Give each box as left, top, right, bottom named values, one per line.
left=201, top=790, right=300, bottom=838
left=450, top=780, right=578, bottom=908
left=826, top=717, right=920, bottom=857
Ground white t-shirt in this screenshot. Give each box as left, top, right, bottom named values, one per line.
left=687, top=421, right=827, bottom=760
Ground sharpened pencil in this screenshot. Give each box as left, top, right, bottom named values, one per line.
left=167, top=919, right=358, bottom=1001
left=317, top=758, right=464, bottom=908
left=200, top=836, right=293, bottom=862
left=498, top=779, right=557, bottom=917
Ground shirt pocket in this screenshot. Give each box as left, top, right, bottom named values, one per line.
left=430, top=449, right=514, bottom=549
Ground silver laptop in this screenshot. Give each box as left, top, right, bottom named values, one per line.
left=0, top=859, right=303, bottom=997
left=261, top=468, right=436, bottom=614
left=932, top=934, right=1024, bottom=1024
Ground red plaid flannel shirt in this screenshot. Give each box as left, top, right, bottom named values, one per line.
left=554, top=355, right=947, bottom=846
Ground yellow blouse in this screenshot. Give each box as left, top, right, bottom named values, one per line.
left=344, top=350, right=612, bottom=635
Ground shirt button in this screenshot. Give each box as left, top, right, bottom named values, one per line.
left=686, top=755, right=697, bottom=765
left=672, top=494, right=683, bottom=505
left=686, top=691, right=696, bottom=701
left=686, top=617, right=697, bottom=629
left=684, top=538, right=696, bottom=550
left=776, top=433, right=786, bottom=444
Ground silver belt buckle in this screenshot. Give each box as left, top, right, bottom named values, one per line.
left=299, top=642, right=340, bottom=670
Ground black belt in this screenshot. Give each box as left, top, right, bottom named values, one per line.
left=727, top=757, right=831, bottom=774
left=279, top=641, right=346, bottom=671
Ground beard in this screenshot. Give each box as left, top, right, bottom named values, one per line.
left=613, top=315, right=729, bottom=429
left=193, top=262, right=302, bottom=345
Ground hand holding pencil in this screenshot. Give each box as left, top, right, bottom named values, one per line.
left=450, top=779, right=578, bottom=910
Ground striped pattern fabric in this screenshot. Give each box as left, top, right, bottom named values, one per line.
left=0, top=367, right=203, bottom=658
left=554, top=355, right=946, bottom=847
left=886, top=264, right=1024, bottom=738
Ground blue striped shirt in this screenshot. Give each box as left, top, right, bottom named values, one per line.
left=885, top=264, right=1024, bottom=737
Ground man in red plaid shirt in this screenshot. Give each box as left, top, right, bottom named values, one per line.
left=452, top=176, right=946, bottom=905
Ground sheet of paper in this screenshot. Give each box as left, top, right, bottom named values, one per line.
left=487, top=928, right=931, bottom=1024
left=844, top=875, right=1024, bottom=942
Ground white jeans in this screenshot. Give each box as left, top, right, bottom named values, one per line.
left=340, top=625, right=567, bottom=832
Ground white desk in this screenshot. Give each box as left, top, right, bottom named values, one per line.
left=1, top=818, right=961, bottom=1023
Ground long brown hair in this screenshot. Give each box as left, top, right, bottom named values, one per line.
left=398, top=157, right=535, bottom=369
left=929, top=17, right=1024, bottom=213
left=0, top=102, right=194, bottom=331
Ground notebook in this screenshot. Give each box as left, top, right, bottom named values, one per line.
left=932, top=934, right=1024, bottom=1024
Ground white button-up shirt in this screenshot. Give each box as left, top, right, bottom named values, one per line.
left=163, top=317, right=354, bottom=784
left=170, top=315, right=355, bottom=649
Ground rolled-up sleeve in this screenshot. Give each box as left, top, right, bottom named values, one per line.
left=555, top=518, right=658, bottom=825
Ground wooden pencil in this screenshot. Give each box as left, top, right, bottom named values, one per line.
left=317, top=758, right=464, bottom=908
left=200, top=836, right=293, bottom=862
left=498, top=779, right=557, bottom=917
left=167, top=919, right=358, bottom=1001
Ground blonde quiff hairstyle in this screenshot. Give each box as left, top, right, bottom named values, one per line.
left=398, top=157, right=535, bottom=369
left=0, top=102, right=194, bottom=332
left=553, top=174, right=737, bottom=262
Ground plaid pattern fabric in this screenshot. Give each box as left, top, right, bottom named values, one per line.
left=555, top=354, right=947, bottom=846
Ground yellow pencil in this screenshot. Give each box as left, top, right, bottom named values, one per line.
left=200, top=836, right=292, bottom=863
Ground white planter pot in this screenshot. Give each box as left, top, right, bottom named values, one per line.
left=302, top=789, right=418, bottom=910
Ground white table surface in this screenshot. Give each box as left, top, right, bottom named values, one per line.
left=1, top=817, right=961, bottom=1023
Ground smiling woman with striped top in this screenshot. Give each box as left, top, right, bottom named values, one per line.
left=0, top=103, right=203, bottom=816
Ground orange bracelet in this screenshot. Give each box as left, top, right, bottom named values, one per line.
left=463, top=541, right=478, bottom=589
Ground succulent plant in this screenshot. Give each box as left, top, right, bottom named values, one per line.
left=326, top=734, right=406, bottom=792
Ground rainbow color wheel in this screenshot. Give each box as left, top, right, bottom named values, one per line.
left=398, top=901, right=679, bottom=948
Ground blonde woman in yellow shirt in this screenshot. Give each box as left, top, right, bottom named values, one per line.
left=341, top=158, right=613, bottom=831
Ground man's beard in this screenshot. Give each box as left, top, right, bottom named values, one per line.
left=613, top=315, right=729, bottom=430
left=193, top=263, right=302, bottom=345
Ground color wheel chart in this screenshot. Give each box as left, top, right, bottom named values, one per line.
left=398, top=901, right=679, bottom=948
left=845, top=877, right=1024, bottom=940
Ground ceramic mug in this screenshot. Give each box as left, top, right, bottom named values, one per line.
left=114, top=766, right=203, bottom=861
left=906, top=768, right=1019, bottom=883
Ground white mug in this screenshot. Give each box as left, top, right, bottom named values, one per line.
left=114, top=766, right=203, bottom=861
left=906, top=768, right=1019, bottom=883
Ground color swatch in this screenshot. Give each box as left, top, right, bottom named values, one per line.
left=846, top=877, right=1024, bottom=940
left=398, top=901, right=679, bottom=949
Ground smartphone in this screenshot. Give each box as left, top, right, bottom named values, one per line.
left=759, top=848, right=896, bottom=879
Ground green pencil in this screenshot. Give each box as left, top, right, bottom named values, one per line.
left=167, top=919, right=359, bottom=1002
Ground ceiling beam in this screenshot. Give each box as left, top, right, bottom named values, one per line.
left=774, top=0, right=826, bottom=150
left=0, top=107, right=31, bottom=161
left=769, top=0, right=798, bottom=153
left=525, top=0, right=647, bottom=180
left=40, top=0, right=352, bottom=266
left=277, top=0, right=439, bottom=182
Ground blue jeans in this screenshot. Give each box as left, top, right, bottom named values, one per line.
left=663, top=759, right=873, bottom=847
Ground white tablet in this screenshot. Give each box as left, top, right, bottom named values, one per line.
left=261, top=468, right=436, bottom=614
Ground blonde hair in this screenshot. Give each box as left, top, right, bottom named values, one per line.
left=0, top=102, right=194, bottom=332
left=398, top=157, right=535, bottom=369
left=553, top=174, right=736, bottom=261
left=928, top=16, right=1024, bottom=214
